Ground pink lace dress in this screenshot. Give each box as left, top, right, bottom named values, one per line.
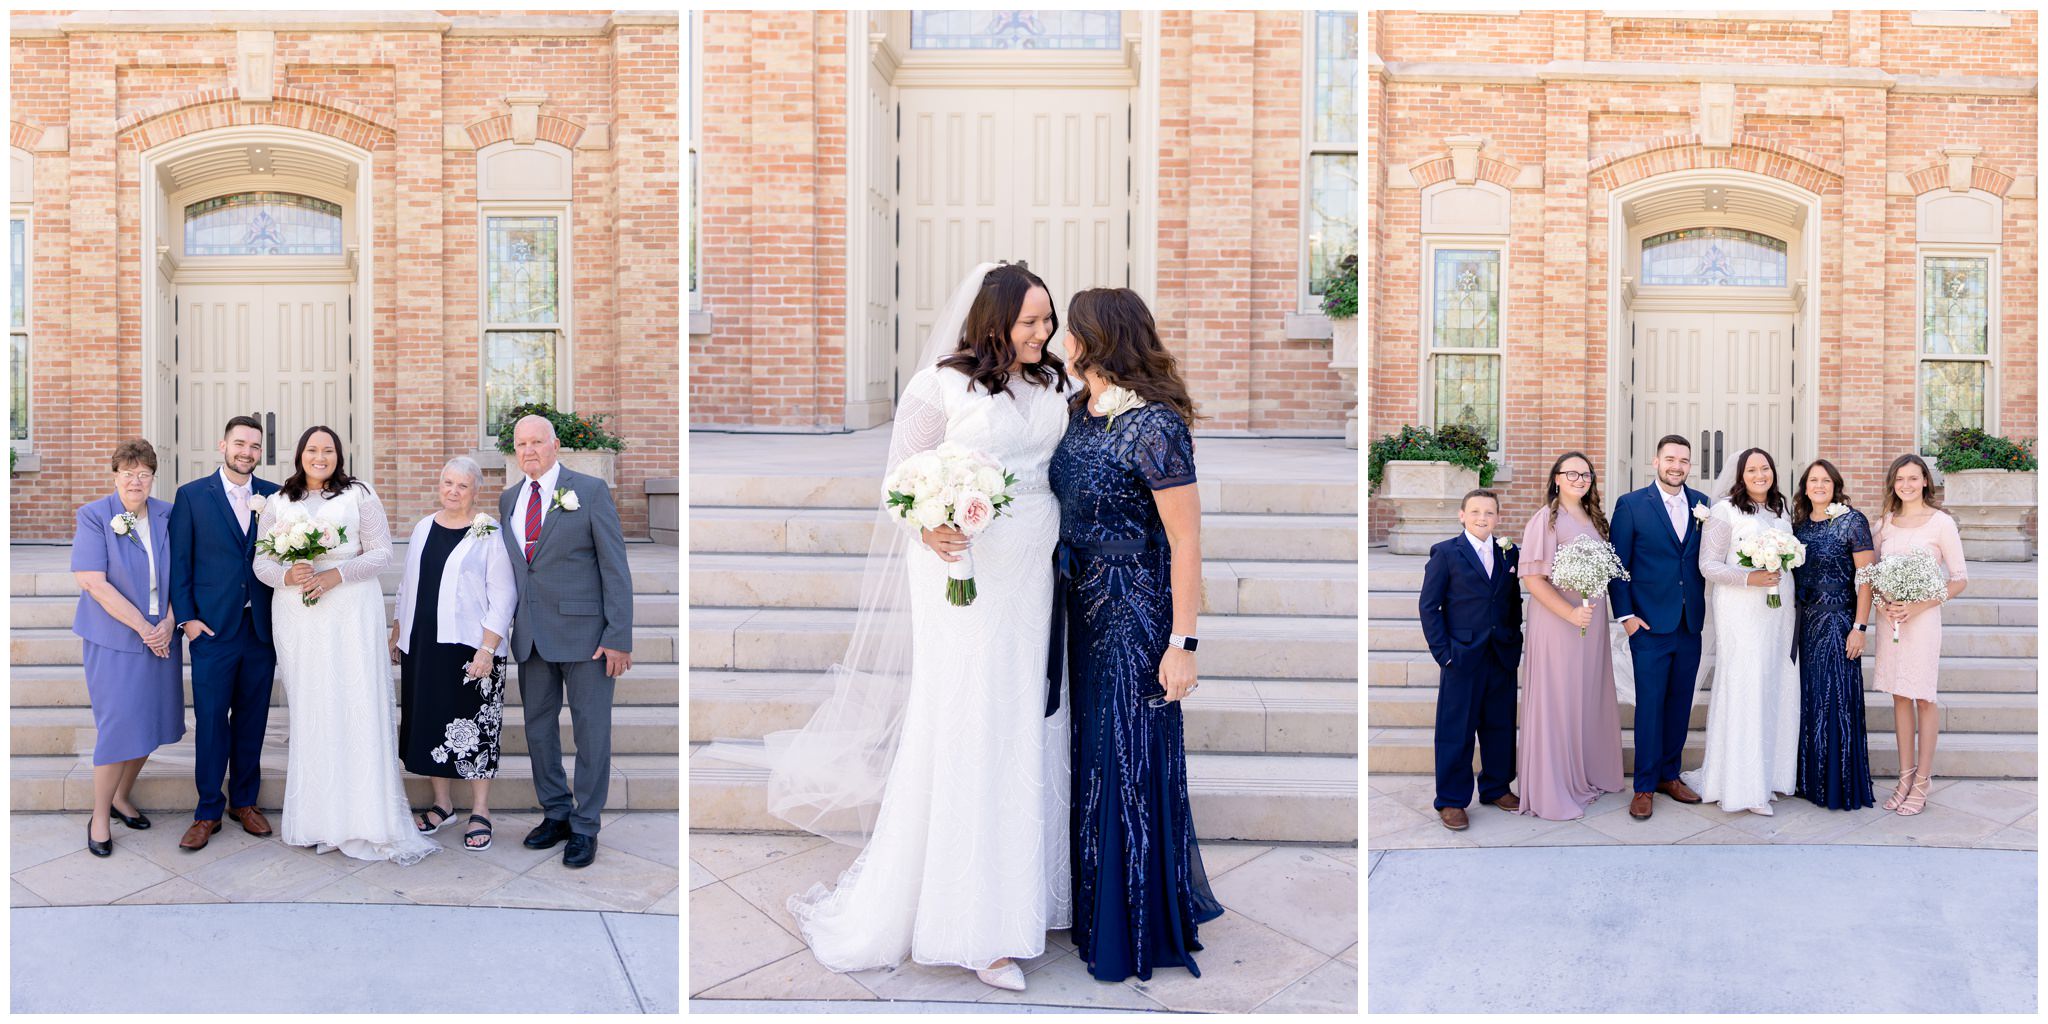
left=1870, top=510, right=1967, bottom=703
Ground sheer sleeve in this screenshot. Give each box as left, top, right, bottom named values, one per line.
left=1847, top=509, right=1874, bottom=554
left=1936, top=511, right=1969, bottom=582
left=1699, top=504, right=1752, bottom=587
left=883, top=368, right=951, bottom=538
left=334, top=484, right=394, bottom=583
left=251, top=500, right=287, bottom=588
left=1517, top=510, right=1555, bottom=578
left=1128, top=405, right=1197, bottom=490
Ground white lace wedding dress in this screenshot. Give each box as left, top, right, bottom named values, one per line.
left=792, top=364, right=1072, bottom=972
left=1680, top=500, right=1800, bottom=814
left=254, top=482, right=438, bottom=864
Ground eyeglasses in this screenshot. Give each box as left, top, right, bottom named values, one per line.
left=1556, top=471, right=1593, bottom=484
left=116, top=470, right=156, bottom=484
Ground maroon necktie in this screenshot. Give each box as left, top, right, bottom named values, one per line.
left=524, top=480, right=542, bottom=563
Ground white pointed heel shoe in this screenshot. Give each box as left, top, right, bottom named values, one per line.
left=975, top=959, right=1026, bottom=992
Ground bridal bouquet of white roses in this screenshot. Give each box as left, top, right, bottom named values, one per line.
left=1548, top=533, right=1631, bottom=636
left=1735, top=528, right=1807, bottom=609
left=883, top=441, right=1018, bottom=606
left=1855, top=549, right=1949, bottom=643
left=255, top=506, right=348, bottom=606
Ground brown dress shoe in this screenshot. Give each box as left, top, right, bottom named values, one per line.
left=1485, top=793, right=1521, bottom=812
left=180, top=819, right=223, bottom=851
left=229, top=806, right=274, bottom=837
left=1657, top=779, right=1703, bottom=804
left=1439, top=806, right=1470, bottom=831
left=1629, top=792, right=1655, bottom=820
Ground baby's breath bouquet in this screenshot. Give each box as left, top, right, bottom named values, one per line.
left=1855, top=549, right=1949, bottom=643
left=1548, top=534, right=1631, bottom=637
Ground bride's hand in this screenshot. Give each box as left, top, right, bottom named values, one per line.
left=1747, top=569, right=1781, bottom=589
left=303, top=568, right=342, bottom=601
left=921, top=525, right=969, bottom=563
left=283, top=562, right=315, bottom=587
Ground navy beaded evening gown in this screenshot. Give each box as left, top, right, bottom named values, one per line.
left=1791, top=507, right=1875, bottom=810
left=1049, top=399, right=1224, bottom=983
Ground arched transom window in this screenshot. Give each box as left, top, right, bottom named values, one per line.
left=1640, top=227, right=1787, bottom=287
left=910, top=10, right=1120, bottom=49
left=185, top=191, right=343, bottom=256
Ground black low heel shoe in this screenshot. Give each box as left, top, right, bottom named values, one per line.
left=87, top=819, right=113, bottom=858
left=110, top=804, right=151, bottom=830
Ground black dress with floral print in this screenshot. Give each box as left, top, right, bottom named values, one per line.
left=398, top=520, right=504, bottom=779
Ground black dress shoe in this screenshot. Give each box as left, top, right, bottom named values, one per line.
left=563, top=833, right=597, bottom=869
left=523, top=817, right=572, bottom=850
left=109, top=803, right=151, bottom=830
left=86, top=818, right=113, bottom=858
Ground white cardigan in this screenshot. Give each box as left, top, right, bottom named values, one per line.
left=394, top=513, right=517, bottom=657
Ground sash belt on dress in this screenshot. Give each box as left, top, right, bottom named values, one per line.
left=1046, top=534, right=1160, bottom=718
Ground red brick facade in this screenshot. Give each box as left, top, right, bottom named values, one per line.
left=1369, top=10, right=2038, bottom=540
left=9, top=11, right=679, bottom=540
left=689, top=10, right=1353, bottom=435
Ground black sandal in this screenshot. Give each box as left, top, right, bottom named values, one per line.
left=414, top=804, right=455, bottom=834
left=463, top=815, right=493, bottom=851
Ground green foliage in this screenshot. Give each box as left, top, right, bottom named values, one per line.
left=1930, top=426, right=2037, bottom=473
left=1319, top=254, right=1358, bottom=320
left=1367, top=423, right=1497, bottom=494
left=495, top=403, right=627, bottom=455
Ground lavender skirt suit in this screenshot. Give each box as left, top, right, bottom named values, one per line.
left=71, top=494, right=186, bottom=765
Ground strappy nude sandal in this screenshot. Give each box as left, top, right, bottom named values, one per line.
left=1883, top=765, right=1918, bottom=812
left=1896, top=772, right=1933, bottom=816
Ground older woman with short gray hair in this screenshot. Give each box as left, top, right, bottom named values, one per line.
left=390, top=456, right=518, bottom=850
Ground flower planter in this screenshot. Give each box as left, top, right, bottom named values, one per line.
left=1329, top=317, right=1358, bottom=450
left=500, top=450, right=618, bottom=492
left=1941, top=469, right=2037, bottom=561
left=1380, top=460, right=1480, bottom=555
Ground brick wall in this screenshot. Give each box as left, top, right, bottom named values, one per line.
left=9, top=14, right=678, bottom=541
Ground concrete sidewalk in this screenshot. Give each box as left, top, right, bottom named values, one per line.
left=10, top=903, right=676, bottom=1013
left=1367, top=844, right=2037, bottom=1013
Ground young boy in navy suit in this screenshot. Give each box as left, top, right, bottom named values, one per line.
left=1416, top=489, right=1524, bottom=830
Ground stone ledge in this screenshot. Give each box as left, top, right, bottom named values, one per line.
left=1285, top=312, right=1334, bottom=341
left=1378, top=59, right=2036, bottom=96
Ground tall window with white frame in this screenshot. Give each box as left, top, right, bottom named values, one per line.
left=1918, top=253, right=1994, bottom=452
left=482, top=213, right=566, bottom=443
left=689, top=12, right=701, bottom=312
left=1427, top=246, right=1503, bottom=452
left=9, top=210, right=27, bottom=450
left=1304, top=9, right=1358, bottom=309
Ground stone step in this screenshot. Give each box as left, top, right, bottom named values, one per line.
left=1367, top=651, right=2039, bottom=693
left=1366, top=685, right=2039, bottom=734
left=1365, top=726, right=2037, bottom=780
left=10, top=593, right=680, bottom=630
left=7, top=663, right=679, bottom=709
left=1368, top=591, right=2038, bottom=628
left=1368, top=621, right=2037, bottom=659
left=688, top=745, right=1356, bottom=843
left=689, top=507, right=1359, bottom=563
left=690, top=473, right=1358, bottom=517
left=1365, top=558, right=2039, bottom=600
left=689, top=671, right=1356, bottom=755
left=687, top=553, right=1357, bottom=617
left=9, top=705, right=680, bottom=758
left=8, top=627, right=680, bottom=667
left=10, top=565, right=680, bottom=599
left=689, top=608, right=1358, bottom=679
left=11, top=752, right=679, bottom=812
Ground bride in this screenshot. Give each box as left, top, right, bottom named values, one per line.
left=253, top=426, right=438, bottom=864
left=1681, top=446, right=1800, bottom=815
left=711, top=261, right=1071, bottom=991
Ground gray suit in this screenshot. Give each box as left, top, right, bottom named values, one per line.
left=500, top=465, right=634, bottom=836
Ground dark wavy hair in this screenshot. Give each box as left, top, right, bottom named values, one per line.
left=1880, top=452, right=1944, bottom=518
left=1063, top=287, right=1200, bottom=427
left=280, top=425, right=358, bottom=501
left=935, top=262, right=1069, bottom=399
left=1793, top=458, right=1850, bottom=524
left=1543, top=451, right=1610, bottom=540
left=1725, top=448, right=1787, bottom=517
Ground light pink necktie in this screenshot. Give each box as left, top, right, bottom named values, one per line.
left=231, top=485, right=251, bottom=534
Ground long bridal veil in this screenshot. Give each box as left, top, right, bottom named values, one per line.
left=703, top=261, right=1003, bottom=846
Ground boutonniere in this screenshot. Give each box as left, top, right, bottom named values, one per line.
left=1097, top=384, right=1147, bottom=431
left=469, top=513, right=498, bottom=539
left=1692, top=501, right=1711, bottom=523
left=1825, top=503, right=1850, bottom=519
left=246, top=493, right=267, bottom=515
left=549, top=487, right=581, bottom=514
left=1495, top=536, right=1514, bottom=553
left=110, top=511, right=146, bottom=549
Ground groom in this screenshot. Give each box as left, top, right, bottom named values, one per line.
left=168, top=415, right=281, bottom=850
left=501, top=414, right=634, bottom=868
left=1608, top=434, right=1709, bottom=822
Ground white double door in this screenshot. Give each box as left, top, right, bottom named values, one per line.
left=173, top=281, right=353, bottom=491
left=1632, top=310, right=1795, bottom=489
left=896, top=86, right=1130, bottom=394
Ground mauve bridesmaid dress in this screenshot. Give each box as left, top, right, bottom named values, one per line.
left=1513, top=506, right=1628, bottom=820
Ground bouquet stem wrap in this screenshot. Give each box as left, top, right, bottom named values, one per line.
left=946, top=550, right=977, bottom=607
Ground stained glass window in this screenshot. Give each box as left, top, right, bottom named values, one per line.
left=1307, top=154, right=1357, bottom=296
left=487, top=217, right=560, bottom=324
left=1430, top=249, right=1501, bottom=448
left=1306, top=12, right=1359, bottom=302
left=1434, top=354, right=1500, bottom=449
left=911, top=10, right=1120, bottom=49
left=1640, top=228, right=1787, bottom=287
left=184, top=192, right=342, bottom=256
left=1919, top=361, right=1986, bottom=450
left=1921, top=257, right=1989, bottom=355
left=1313, top=11, right=1358, bottom=145
left=10, top=217, right=25, bottom=442
left=484, top=330, right=558, bottom=439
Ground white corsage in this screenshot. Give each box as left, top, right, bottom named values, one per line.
left=1495, top=536, right=1514, bottom=552
left=1098, top=384, right=1148, bottom=431
left=549, top=487, right=581, bottom=513
left=469, top=513, right=498, bottom=539
left=1692, top=501, right=1711, bottom=523
left=110, top=511, right=145, bottom=548
left=1825, top=502, right=1850, bottom=519
left=246, top=493, right=267, bottom=515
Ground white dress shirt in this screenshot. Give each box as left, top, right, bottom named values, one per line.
left=1464, top=530, right=1495, bottom=577
left=513, top=461, right=565, bottom=550
left=220, top=468, right=256, bottom=611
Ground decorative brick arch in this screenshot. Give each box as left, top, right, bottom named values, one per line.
left=116, top=87, right=395, bottom=152
left=1408, top=153, right=1523, bottom=190
left=1589, top=134, right=1843, bottom=195
left=11, top=120, right=44, bottom=151
left=1905, top=160, right=2018, bottom=197
left=463, top=114, right=586, bottom=150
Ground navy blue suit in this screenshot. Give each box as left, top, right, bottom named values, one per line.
left=1418, top=533, right=1523, bottom=810
left=1606, top=484, right=1708, bottom=792
left=168, top=471, right=280, bottom=820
